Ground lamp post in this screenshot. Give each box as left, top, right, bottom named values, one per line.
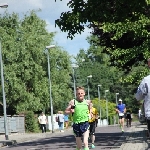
left=0, top=3, right=8, bottom=8
left=71, top=64, right=79, bottom=99
left=87, top=75, right=92, bottom=100
left=45, top=45, right=55, bottom=133
left=105, top=90, right=109, bottom=125
left=98, top=84, right=102, bottom=125
left=0, top=3, right=9, bottom=140
left=116, top=93, right=119, bottom=106
left=0, top=42, right=9, bottom=140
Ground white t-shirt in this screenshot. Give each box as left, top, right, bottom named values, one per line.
left=139, top=109, right=141, bottom=117
left=38, top=115, right=47, bottom=124
left=57, top=114, right=64, bottom=122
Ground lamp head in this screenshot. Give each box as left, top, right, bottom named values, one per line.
left=116, top=93, right=119, bottom=95
left=105, top=90, right=109, bottom=92
left=87, top=75, right=92, bottom=78
left=46, top=45, right=55, bottom=49
left=0, top=3, right=8, bottom=8
left=98, top=84, right=102, bottom=87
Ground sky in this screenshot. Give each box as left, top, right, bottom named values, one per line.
left=0, top=0, right=92, bottom=56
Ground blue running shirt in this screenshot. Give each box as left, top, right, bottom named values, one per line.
left=117, top=104, right=126, bottom=113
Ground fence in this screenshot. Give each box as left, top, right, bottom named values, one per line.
left=0, top=115, right=25, bottom=134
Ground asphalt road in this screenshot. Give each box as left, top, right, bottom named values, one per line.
left=1, top=125, right=128, bottom=150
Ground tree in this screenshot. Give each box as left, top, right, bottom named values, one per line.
left=55, top=0, right=150, bottom=83
left=0, top=11, right=72, bottom=115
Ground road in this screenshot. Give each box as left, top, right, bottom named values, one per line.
left=1, top=125, right=128, bottom=150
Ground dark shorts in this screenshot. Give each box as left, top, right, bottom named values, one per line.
left=119, top=115, right=125, bottom=119
left=89, top=121, right=96, bottom=135
left=73, top=121, right=89, bottom=137
left=126, top=114, right=131, bottom=119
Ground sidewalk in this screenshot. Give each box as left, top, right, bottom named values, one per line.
left=0, top=128, right=73, bottom=147
left=0, top=122, right=149, bottom=149
left=112, top=122, right=149, bottom=150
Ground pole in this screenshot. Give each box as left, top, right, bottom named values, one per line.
left=72, top=67, right=76, bottom=99
left=47, top=52, right=54, bottom=133
left=116, top=93, right=119, bottom=124
left=116, top=94, right=118, bottom=106
left=105, top=92, right=108, bottom=125
left=0, top=41, right=9, bottom=140
left=98, top=86, right=101, bottom=125
left=87, top=78, right=90, bottom=99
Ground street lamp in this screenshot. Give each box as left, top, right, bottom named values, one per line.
left=105, top=90, right=109, bottom=125
left=45, top=44, right=55, bottom=133
left=71, top=64, right=79, bottom=99
left=0, top=3, right=9, bottom=140
left=115, top=93, right=119, bottom=125
left=0, top=3, right=8, bottom=8
left=0, top=42, right=9, bottom=140
left=98, top=85, right=102, bottom=126
left=116, top=93, right=119, bottom=106
left=87, top=75, right=92, bottom=99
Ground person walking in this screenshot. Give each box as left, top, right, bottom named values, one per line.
left=88, top=103, right=98, bottom=149
left=126, top=108, right=132, bottom=127
left=38, top=112, right=47, bottom=133
left=56, top=111, right=64, bottom=132
left=64, top=113, right=69, bottom=129
left=65, top=86, right=92, bottom=150
left=115, top=99, right=126, bottom=132
left=138, top=108, right=141, bottom=119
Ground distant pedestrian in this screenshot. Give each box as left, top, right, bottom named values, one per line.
left=64, top=113, right=69, bottom=129
left=116, top=99, right=126, bottom=132
left=139, top=108, right=141, bottom=119
left=38, top=112, right=47, bottom=133
left=126, top=108, right=132, bottom=127
left=56, top=111, right=64, bottom=132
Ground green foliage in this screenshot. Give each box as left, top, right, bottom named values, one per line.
left=92, top=98, right=116, bottom=119
left=24, top=111, right=39, bottom=132
left=56, top=0, right=150, bottom=84
left=0, top=11, right=72, bottom=115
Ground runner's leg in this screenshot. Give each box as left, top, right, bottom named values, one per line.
left=83, top=129, right=89, bottom=149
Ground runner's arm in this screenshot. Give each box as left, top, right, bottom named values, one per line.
left=124, top=106, right=126, bottom=113
left=65, top=100, right=74, bottom=114
left=86, top=100, right=93, bottom=115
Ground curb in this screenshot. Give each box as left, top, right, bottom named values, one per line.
left=0, top=140, right=17, bottom=147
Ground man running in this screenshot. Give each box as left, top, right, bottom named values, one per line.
left=88, top=103, right=98, bottom=149
left=65, top=86, right=92, bottom=150
left=116, top=99, right=126, bottom=132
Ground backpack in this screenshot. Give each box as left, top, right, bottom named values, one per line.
left=56, top=115, right=59, bottom=122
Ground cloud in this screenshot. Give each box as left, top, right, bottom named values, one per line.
left=0, top=0, right=91, bottom=56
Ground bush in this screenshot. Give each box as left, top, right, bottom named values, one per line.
left=24, top=111, right=40, bottom=132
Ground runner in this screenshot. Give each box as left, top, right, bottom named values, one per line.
left=88, top=103, right=98, bottom=149
left=65, top=86, right=92, bottom=150
left=115, top=99, right=126, bottom=132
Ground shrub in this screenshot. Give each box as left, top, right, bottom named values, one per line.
left=24, top=111, right=40, bottom=132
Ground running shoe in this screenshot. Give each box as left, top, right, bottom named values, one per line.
left=84, top=148, right=89, bottom=150
left=91, top=144, right=95, bottom=148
